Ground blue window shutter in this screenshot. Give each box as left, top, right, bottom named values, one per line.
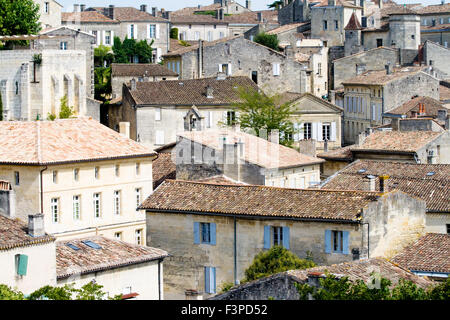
left=324, top=230, right=331, bottom=254
left=210, top=223, right=216, bottom=245
left=194, top=222, right=200, bottom=244
left=343, top=231, right=350, bottom=254
left=212, top=267, right=216, bottom=293
left=204, top=267, right=210, bottom=293
left=282, top=226, right=290, bottom=250
left=264, top=225, right=271, bottom=249
left=17, top=254, right=28, bottom=276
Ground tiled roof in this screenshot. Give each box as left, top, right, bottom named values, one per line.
left=0, top=180, right=11, bottom=191
left=170, top=14, right=229, bottom=25
left=140, top=179, right=381, bottom=222
left=56, top=236, right=168, bottom=279
left=92, top=7, right=168, bottom=22
left=391, top=233, right=450, bottom=274
left=163, top=35, right=243, bottom=57
left=317, top=145, right=355, bottom=161
left=153, top=153, right=176, bottom=189
left=178, top=130, right=325, bottom=169
left=440, top=84, right=450, bottom=101
left=345, top=12, right=362, bottom=30
left=312, top=0, right=362, bottom=9
left=387, top=96, right=447, bottom=116
left=266, top=22, right=308, bottom=35
left=421, top=23, right=450, bottom=31
left=169, top=38, right=196, bottom=52
left=381, top=4, right=418, bottom=17
left=0, top=215, right=55, bottom=251
left=353, top=130, right=444, bottom=153
left=111, top=63, right=178, bottom=77
left=0, top=118, right=156, bottom=165
left=416, top=3, right=450, bottom=14
left=128, top=76, right=259, bottom=106
left=224, top=10, right=278, bottom=24
left=342, top=66, right=426, bottom=86
left=197, top=175, right=245, bottom=185
left=321, top=160, right=450, bottom=212
left=62, top=11, right=118, bottom=23
left=288, top=257, right=434, bottom=289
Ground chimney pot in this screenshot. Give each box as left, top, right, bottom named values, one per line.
left=80, top=4, right=86, bottom=12
left=140, top=4, right=147, bottom=12
left=437, top=109, right=448, bottom=121
left=119, top=122, right=130, bottom=139
left=152, top=7, right=157, bottom=17
left=130, top=78, right=137, bottom=91
left=28, top=214, right=45, bottom=237
left=365, top=175, right=376, bottom=191
left=379, top=175, right=389, bottom=193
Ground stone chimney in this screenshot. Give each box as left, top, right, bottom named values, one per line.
left=385, top=63, right=392, bottom=75
left=80, top=4, right=86, bottom=12
left=285, top=45, right=295, bottom=59
left=206, top=85, right=214, bottom=98
left=328, top=0, right=336, bottom=6
left=119, top=122, right=130, bottom=139
left=130, top=78, right=137, bottom=91
left=217, top=8, right=224, bottom=20
left=140, top=4, right=147, bottom=12
left=73, top=4, right=80, bottom=12
left=437, top=109, right=448, bottom=121
left=164, top=11, right=171, bottom=20
left=379, top=175, right=389, bottom=193
left=257, top=12, right=263, bottom=22
left=108, top=5, right=115, bottom=20
left=391, top=118, right=400, bottom=131
left=28, top=214, right=45, bottom=237
left=246, top=0, right=251, bottom=10
left=152, top=7, right=157, bottom=17
left=365, top=175, right=376, bottom=192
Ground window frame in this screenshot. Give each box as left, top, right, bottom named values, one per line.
left=135, top=229, right=143, bottom=245
left=332, top=230, right=343, bottom=253
left=272, top=226, right=283, bottom=247
left=93, top=193, right=101, bottom=219
left=73, top=195, right=81, bottom=220
left=51, top=198, right=59, bottom=223
left=113, top=190, right=121, bottom=215
left=201, top=222, right=211, bottom=244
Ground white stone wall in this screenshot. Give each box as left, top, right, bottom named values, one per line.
left=34, top=0, right=62, bottom=29
left=174, top=23, right=229, bottom=42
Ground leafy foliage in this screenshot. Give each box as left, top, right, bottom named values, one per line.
left=179, top=40, right=192, bottom=47
left=254, top=32, right=279, bottom=51
left=296, top=273, right=450, bottom=300
left=112, top=36, right=154, bottom=64
left=170, top=28, right=179, bottom=39
left=59, top=95, right=75, bottom=119
left=0, top=284, right=25, bottom=300
left=267, top=1, right=284, bottom=9
left=94, top=45, right=114, bottom=67
left=0, top=0, right=41, bottom=48
left=243, top=246, right=316, bottom=283
left=219, top=282, right=235, bottom=294
left=94, top=67, right=112, bottom=102
left=193, top=10, right=217, bottom=16
left=231, top=87, right=295, bottom=147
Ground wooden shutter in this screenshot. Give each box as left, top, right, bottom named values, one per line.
left=293, top=123, right=299, bottom=141
left=218, top=64, right=222, bottom=72
left=17, top=254, right=28, bottom=276
left=331, top=122, right=337, bottom=141
left=156, top=48, right=162, bottom=63
left=264, top=225, right=271, bottom=249
left=134, top=25, right=138, bottom=39
left=147, top=24, right=150, bottom=39
left=156, top=24, right=160, bottom=39
left=210, top=223, right=216, bottom=245
left=110, top=30, right=114, bottom=45
left=317, top=122, right=323, bottom=141
left=299, top=123, right=304, bottom=140
left=324, top=230, right=331, bottom=253
left=282, top=227, right=290, bottom=250
left=227, top=63, right=232, bottom=76
left=343, top=231, right=350, bottom=254
left=155, top=108, right=161, bottom=121
left=194, top=222, right=200, bottom=244
left=127, top=25, right=132, bottom=39
left=312, top=122, right=318, bottom=140
left=96, top=30, right=101, bottom=45
left=204, top=266, right=210, bottom=293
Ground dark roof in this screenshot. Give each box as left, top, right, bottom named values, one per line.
left=0, top=215, right=55, bottom=251
left=152, top=153, right=176, bottom=190
left=416, top=3, right=450, bottom=15
left=387, top=96, right=448, bottom=117
left=140, top=179, right=384, bottom=222
left=345, top=12, right=362, bottom=30
left=169, top=38, right=197, bottom=52
left=321, top=160, right=450, bottom=213
left=127, top=76, right=259, bottom=106
left=111, top=63, right=178, bottom=77
left=391, top=233, right=450, bottom=274
left=56, top=236, right=168, bottom=279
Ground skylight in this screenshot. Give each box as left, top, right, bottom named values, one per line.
left=426, top=172, right=436, bottom=176
left=357, top=169, right=367, bottom=173
left=82, top=240, right=102, bottom=249
left=66, top=243, right=80, bottom=251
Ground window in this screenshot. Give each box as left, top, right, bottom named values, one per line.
left=332, top=230, right=343, bottom=252
left=207, top=31, right=213, bottom=42
left=114, top=232, right=122, bottom=240
left=304, top=123, right=312, bottom=139
left=194, top=31, right=200, bottom=40
left=447, top=224, right=450, bottom=234
left=130, top=24, right=135, bottom=39
left=73, top=195, right=81, bottom=220
left=74, top=168, right=79, bottom=181
left=325, top=230, right=349, bottom=254
left=113, top=191, right=121, bottom=215
left=318, top=63, right=322, bottom=76
left=411, top=34, right=415, bottom=39
left=272, top=226, right=283, bottom=246
left=323, top=20, right=328, bottom=30
left=94, top=166, right=99, bottom=179
left=204, top=266, right=216, bottom=294
left=201, top=223, right=211, bottom=243
left=323, top=123, right=331, bottom=141
left=335, top=20, right=338, bottom=30
left=135, top=188, right=141, bottom=207
left=105, top=31, right=111, bottom=45
left=135, top=229, right=143, bottom=245
left=92, top=30, right=98, bottom=43
left=60, top=42, right=67, bottom=50
left=226, top=111, right=236, bottom=126
left=264, top=226, right=290, bottom=249
left=135, top=163, right=140, bottom=175
left=155, top=130, right=165, bottom=145
left=155, top=107, right=161, bottom=121
left=93, top=193, right=101, bottom=218
left=376, top=39, right=383, bottom=47
left=272, top=63, right=280, bottom=76
left=194, top=222, right=216, bottom=245
left=45, top=2, right=49, bottom=13
left=149, top=24, right=156, bottom=38
left=52, top=170, right=58, bottom=183
left=219, top=32, right=224, bottom=39
left=115, top=165, right=120, bottom=177
left=15, top=82, right=19, bottom=95
left=51, top=198, right=59, bottom=223
left=14, top=171, right=19, bottom=186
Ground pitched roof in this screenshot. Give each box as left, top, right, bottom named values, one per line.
left=197, top=175, right=245, bottom=185
left=127, top=76, right=258, bottom=106
left=317, top=144, right=355, bottom=161
left=276, top=92, right=343, bottom=112
left=0, top=180, right=11, bottom=191
left=56, top=236, right=168, bottom=279
left=342, top=66, right=427, bottom=86
left=321, top=160, right=450, bottom=212
left=353, top=130, right=444, bottom=153
left=163, top=35, right=243, bottom=57
left=153, top=153, right=176, bottom=189
left=266, top=22, right=308, bottom=35
left=62, top=11, right=118, bottom=23
left=111, top=63, right=178, bottom=77
left=416, top=3, right=450, bottom=15
left=0, top=215, right=55, bottom=251
left=387, top=96, right=447, bottom=116
left=345, top=12, right=362, bottom=30
left=392, top=233, right=450, bottom=274
left=140, top=179, right=382, bottom=222
left=169, top=38, right=197, bottom=52
left=224, top=10, right=279, bottom=24
left=381, top=4, right=418, bottom=17
left=91, top=7, right=168, bottom=23
left=440, top=84, right=450, bottom=101
left=0, top=118, right=156, bottom=165
left=170, top=14, right=229, bottom=25
left=312, top=0, right=362, bottom=9
left=178, top=130, right=325, bottom=169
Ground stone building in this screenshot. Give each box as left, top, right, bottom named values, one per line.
left=140, top=179, right=426, bottom=299
left=416, top=2, right=450, bottom=28
left=0, top=44, right=90, bottom=121
left=34, top=0, right=62, bottom=29
left=62, top=5, right=170, bottom=62
left=341, top=66, right=439, bottom=144
left=162, top=36, right=310, bottom=95
left=175, top=129, right=324, bottom=187
left=56, top=236, right=168, bottom=299
left=317, top=144, right=355, bottom=177
left=421, top=23, right=450, bottom=48
left=321, top=159, right=450, bottom=234
left=170, top=14, right=230, bottom=42
left=0, top=118, right=157, bottom=244
left=0, top=214, right=56, bottom=295
left=422, top=40, right=450, bottom=78
left=111, top=63, right=179, bottom=99
left=112, top=76, right=258, bottom=150
left=277, top=0, right=312, bottom=26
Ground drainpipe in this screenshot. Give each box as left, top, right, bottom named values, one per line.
left=158, top=259, right=162, bottom=300
left=40, top=166, right=48, bottom=213
left=234, top=215, right=238, bottom=285
left=360, top=221, right=370, bottom=259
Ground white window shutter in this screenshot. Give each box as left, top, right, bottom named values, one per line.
left=312, top=122, right=318, bottom=140
left=331, top=122, right=337, bottom=141
left=110, top=30, right=115, bottom=45
left=155, top=108, right=161, bottom=121
left=156, top=48, right=162, bottom=63
left=97, top=30, right=101, bottom=45
left=155, top=130, right=164, bottom=145
left=317, top=122, right=323, bottom=141
left=156, top=24, right=160, bottom=39
left=299, top=123, right=304, bottom=140
left=272, top=63, right=280, bottom=76
left=218, top=64, right=222, bottom=72
left=293, top=123, right=299, bottom=141
left=127, top=25, right=131, bottom=39
left=222, top=111, right=227, bottom=123
left=227, top=63, right=232, bottom=76
left=147, top=24, right=150, bottom=38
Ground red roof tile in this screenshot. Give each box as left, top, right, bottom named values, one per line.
left=345, top=12, right=362, bottom=30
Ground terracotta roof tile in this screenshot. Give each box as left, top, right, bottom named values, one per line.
left=266, top=22, right=308, bottom=35
left=153, top=153, right=176, bottom=189
left=197, top=175, right=245, bottom=185
left=321, top=160, right=450, bottom=212
left=169, top=38, right=196, bottom=52
left=391, top=233, right=450, bottom=274
left=345, top=12, right=362, bottom=30
left=178, top=130, right=325, bottom=169
left=56, top=236, right=168, bottom=279
left=317, top=145, right=355, bottom=161
left=342, top=66, right=426, bottom=85
left=128, top=76, right=259, bottom=106
left=91, top=7, right=168, bottom=22
left=313, top=0, right=362, bottom=8
left=416, top=3, right=450, bottom=14
left=440, top=84, right=450, bottom=101
left=170, top=14, right=228, bottom=25
left=62, top=11, right=118, bottom=23
left=111, top=63, right=178, bottom=77
left=224, top=10, right=278, bottom=24
left=0, top=118, right=156, bottom=165
left=0, top=215, right=55, bottom=251
left=387, top=96, right=448, bottom=117
left=140, top=179, right=381, bottom=221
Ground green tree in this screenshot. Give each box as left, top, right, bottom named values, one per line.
left=112, top=37, right=154, bottom=63
left=0, top=284, right=25, bottom=300
left=243, top=246, right=316, bottom=283
left=94, top=67, right=112, bottom=101
left=253, top=32, right=279, bottom=51
left=135, top=39, right=154, bottom=63
left=170, top=28, right=179, bottom=39
left=28, top=284, right=75, bottom=300
left=94, top=45, right=114, bottom=67
left=267, top=1, right=284, bottom=9
left=112, top=36, right=128, bottom=63
left=59, top=95, right=74, bottom=119
left=231, top=87, right=295, bottom=147
left=0, top=0, right=41, bottom=48
left=427, top=278, right=450, bottom=300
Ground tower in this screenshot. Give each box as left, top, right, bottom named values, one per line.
left=344, top=12, right=363, bottom=56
